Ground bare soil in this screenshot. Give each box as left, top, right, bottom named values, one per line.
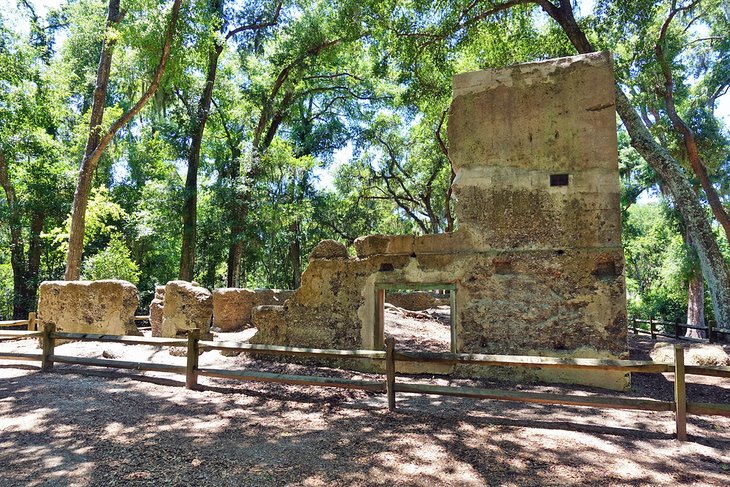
left=1, top=311, right=729, bottom=486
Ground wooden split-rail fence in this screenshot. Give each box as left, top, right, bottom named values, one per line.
left=1, top=317, right=730, bottom=442
left=629, top=316, right=725, bottom=343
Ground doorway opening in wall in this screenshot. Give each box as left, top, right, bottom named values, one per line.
left=375, top=284, right=457, bottom=353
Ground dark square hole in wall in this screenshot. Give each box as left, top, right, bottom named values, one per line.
left=593, top=260, right=616, bottom=279
left=493, top=259, right=513, bottom=274
left=550, top=174, right=569, bottom=186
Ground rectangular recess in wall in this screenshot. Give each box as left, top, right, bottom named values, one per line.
left=550, top=173, right=570, bottom=186
left=374, top=283, right=457, bottom=353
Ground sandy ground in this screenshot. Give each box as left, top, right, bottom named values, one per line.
left=384, top=304, right=451, bottom=352
left=1, top=312, right=729, bottom=486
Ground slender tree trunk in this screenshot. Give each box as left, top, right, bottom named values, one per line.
left=540, top=0, right=730, bottom=328
left=65, top=0, right=182, bottom=280
left=65, top=0, right=122, bottom=280
left=683, top=231, right=707, bottom=339
left=179, top=44, right=224, bottom=281
left=654, top=12, right=730, bottom=245
left=18, top=211, right=45, bottom=317
left=225, top=146, right=244, bottom=288
left=288, top=220, right=302, bottom=289
left=227, top=239, right=243, bottom=288
left=686, top=272, right=706, bottom=339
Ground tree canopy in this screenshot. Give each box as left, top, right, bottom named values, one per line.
left=0, top=0, right=728, bottom=328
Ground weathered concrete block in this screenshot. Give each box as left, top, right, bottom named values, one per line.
left=386, top=291, right=449, bottom=311
left=37, top=280, right=140, bottom=336
left=212, top=288, right=294, bottom=332
left=251, top=305, right=287, bottom=344
left=160, top=281, right=212, bottom=337
left=354, top=235, right=415, bottom=257
left=309, top=239, right=349, bottom=259
left=244, top=52, right=628, bottom=390
left=149, top=285, right=165, bottom=337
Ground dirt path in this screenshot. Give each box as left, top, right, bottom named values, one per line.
left=1, top=326, right=729, bottom=486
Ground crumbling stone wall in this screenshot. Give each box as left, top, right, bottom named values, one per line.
left=149, top=285, right=165, bottom=336
left=159, top=280, right=213, bottom=338
left=386, top=292, right=449, bottom=311
left=212, top=288, right=294, bottom=332
left=37, top=280, right=140, bottom=336
left=251, top=52, right=628, bottom=389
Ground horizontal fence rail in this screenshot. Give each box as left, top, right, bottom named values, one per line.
left=1, top=326, right=729, bottom=442
left=629, top=316, right=726, bottom=344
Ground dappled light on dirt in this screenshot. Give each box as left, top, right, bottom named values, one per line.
left=1, top=334, right=729, bottom=485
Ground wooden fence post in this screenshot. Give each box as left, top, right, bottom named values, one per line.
left=708, top=320, right=716, bottom=344
left=650, top=317, right=656, bottom=340
left=632, top=316, right=638, bottom=335
left=186, top=328, right=200, bottom=390
left=673, top=345, right=687, bottom=442
left=674, top=318, right=680, bottom=339
left=41, top=323, right=55, bottom=372
left=27, top=312, right=36, bottom=331
left=385, top=335, right=396, bottom=412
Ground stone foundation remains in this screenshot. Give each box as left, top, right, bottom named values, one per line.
left=212, top=288, right=294, bottom=332
left=160, top=280, right=213, bottom=338
left=251, top=52, right=629, bottom=389
left=385, top=292, right=449, bottom=311
left=37, top=280, right=140, bottom=336
left=149, top=285, right=165, bottom=336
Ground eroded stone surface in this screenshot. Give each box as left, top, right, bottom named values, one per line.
left=37, top=280, right=140, bottom=336
left=309, top=240, right=349, bottom=259
left=247, top=53, right=629, bottom=389
left=160, top=281, right=212, bottom=337
left=149, top=286, right=165, bottom=337
left=212, top=288, right=293, bottom=332
left=386, top=292, right=449, bottom=311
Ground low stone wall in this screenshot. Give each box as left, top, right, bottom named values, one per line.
left=213, top=288, right=294, bottom=332
left=37, top=280, right=140, bottom=336
left=385, top=292, right=449, bottom=311
left=160, top=281, right=213, bottom=337
left=149, top=285, right=165, bottom=336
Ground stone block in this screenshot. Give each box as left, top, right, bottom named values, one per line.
left=212, top=288, right=293, bottom=332
left=309, top=239, right=349, bottom=259
left=354, top=234, right=415, bottom=257
left=250, top=305, right=287, bottom=344
left=37, top=280, right=140, bottom=336
left=149, top=285, right=165, bottom=337
left=160, top=280, right=212, bottom=337
left=386, top=291, right=449, bottom=311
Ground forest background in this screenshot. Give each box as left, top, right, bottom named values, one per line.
left=0, top=0, right=728, bottom=335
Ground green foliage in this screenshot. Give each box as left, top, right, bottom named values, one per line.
left=82, top=234, right=141, bottom=285
left=1, top=0, right=728, bottom=322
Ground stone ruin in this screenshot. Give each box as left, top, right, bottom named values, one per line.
left=37, top=280, right=141, bottom=336
left=212, top=288, right=294, bottom=332
left=34, top=52, right=628, bottom=390
left=251, top=52, right=628, bottom=389
left=37, top=278, right=292, bottom=340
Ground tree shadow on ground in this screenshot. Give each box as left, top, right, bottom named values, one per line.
left=1, top=361, right=729, bottom=486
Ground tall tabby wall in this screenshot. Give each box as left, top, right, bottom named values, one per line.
left=251, top=52, right=629, bottom=389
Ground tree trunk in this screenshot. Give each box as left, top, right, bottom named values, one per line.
left=64, top=0, right=122, bottom=280
left=684, top=231, right=707, bottom=339
left=654, top=16, right=730, bottom=245
left=65, top=0, right=181, bottom=280
left=540, top=0, right=730, bottom=328
left=179, top=44, right=224, bottom=281
left=288, top=220, right=302, bottom=289
left=227, top=239, right=243, bottom=288
left=686, top=272, right=706, bottom=339
left=225, top=146, right=244, bottom=288
left=17, top=211, right=45, bottom=317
